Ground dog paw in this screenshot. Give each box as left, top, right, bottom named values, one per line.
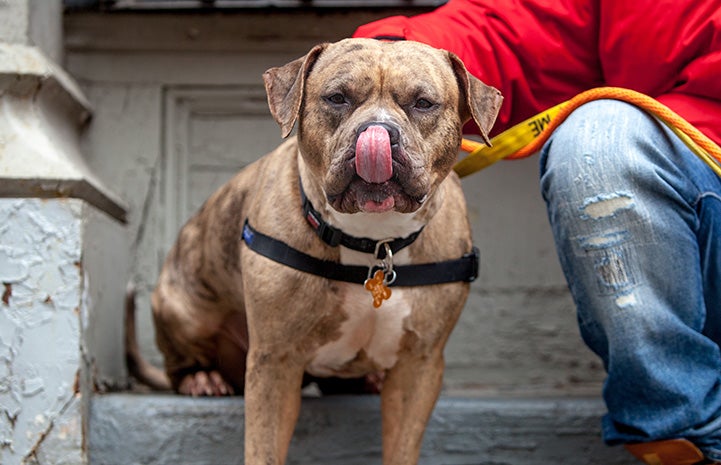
left=364, top=371, right=386, bottom=393
left=178, top=370, right=235, bottom=396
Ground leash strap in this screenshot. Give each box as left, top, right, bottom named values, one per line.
left=241, top=220, right=479, bottom=286
left=300, top=182, right=423, bottom=258
left=455, top=87, right=721, bottom=178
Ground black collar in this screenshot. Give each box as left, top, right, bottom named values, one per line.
left=300, top=181, right=423, bottom=259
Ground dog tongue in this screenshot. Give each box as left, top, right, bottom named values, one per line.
left=355, top=125, right=393, bottom=184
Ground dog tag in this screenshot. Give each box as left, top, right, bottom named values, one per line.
left=364, top=269, right=392, bottom=308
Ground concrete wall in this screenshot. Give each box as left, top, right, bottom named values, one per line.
left=0, top=0, right=63, bottom=63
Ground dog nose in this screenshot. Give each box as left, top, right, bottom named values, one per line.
left=356, top=122, right=400, bottom=146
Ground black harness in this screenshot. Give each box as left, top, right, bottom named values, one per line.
left=241, top=183, right=479, bottom=287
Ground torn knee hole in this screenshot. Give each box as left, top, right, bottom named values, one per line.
left=596, top=255, right=631, bottom=288
left=582, top=193, right=634, bottom=219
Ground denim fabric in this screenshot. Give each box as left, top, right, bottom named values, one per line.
left=539, top=100, right=721, bottom=459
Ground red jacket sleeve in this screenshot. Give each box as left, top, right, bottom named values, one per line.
left=354, top=0, right=721, bottom=146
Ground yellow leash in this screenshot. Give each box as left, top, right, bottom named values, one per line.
left=455, top=87, right=721, bottom=178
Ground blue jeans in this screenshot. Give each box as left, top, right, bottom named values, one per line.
left=539, top=100, right=721, bottom=458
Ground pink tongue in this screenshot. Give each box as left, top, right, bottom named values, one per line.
left=355, top=125, right=393, bottom=184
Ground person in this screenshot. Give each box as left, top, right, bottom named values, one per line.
left=353, top=1, right=721, bottom=464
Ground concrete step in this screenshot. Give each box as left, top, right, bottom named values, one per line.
left=88, top=394, right=635, bottom=465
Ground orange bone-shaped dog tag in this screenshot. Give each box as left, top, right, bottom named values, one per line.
left=364, top=269, right=392, bottom=308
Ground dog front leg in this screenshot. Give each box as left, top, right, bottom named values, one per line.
left=380, top=348, right=445, bottom=465
left=243, top=347, right=305, bottom=465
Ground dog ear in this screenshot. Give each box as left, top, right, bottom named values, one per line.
left=263, top=44, right=328, bottom=138
left=448, top=52, right=503, bottom=147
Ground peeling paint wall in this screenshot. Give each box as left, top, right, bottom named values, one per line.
left=0, top=198, right=85, bottom=465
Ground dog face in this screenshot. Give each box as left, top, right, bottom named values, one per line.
left=263, top=38, right=502, bottom=215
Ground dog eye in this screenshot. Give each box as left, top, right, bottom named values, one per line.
left=413, top=98, right=435, bottom=110
left=325, top=93, right=348, bottom=106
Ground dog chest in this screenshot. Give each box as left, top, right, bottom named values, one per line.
left=305, top=284, right=412, bottom=378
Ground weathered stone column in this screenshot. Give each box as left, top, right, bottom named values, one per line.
left=0, top=1, right=128, bottom=464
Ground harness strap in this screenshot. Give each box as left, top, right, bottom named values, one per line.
left=241, top=220, right=479, bottom=287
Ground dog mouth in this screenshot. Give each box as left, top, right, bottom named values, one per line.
left=326, top=124, right=428, bottom=214
left=328, top=178, right=426, bottom=213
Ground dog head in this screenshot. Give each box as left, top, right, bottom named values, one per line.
left=263, top=38, right=502, bottom=215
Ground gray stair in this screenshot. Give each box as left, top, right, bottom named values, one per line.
left=88, top=394, right=635, bottom=465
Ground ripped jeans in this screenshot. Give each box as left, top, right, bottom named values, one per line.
left=539, top=100, right=721, bottom=458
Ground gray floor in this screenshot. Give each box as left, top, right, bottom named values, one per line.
left=89, top=394, right=635, bottom=465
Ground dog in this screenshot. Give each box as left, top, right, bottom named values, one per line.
left=127, top=38, right=502, bottom=465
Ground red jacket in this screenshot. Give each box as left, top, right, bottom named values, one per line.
left=353, top=0, right=721, bottom=145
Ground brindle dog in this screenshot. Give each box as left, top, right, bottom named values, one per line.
left=129, top=38, right=502, bottom=465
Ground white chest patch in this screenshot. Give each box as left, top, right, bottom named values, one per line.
left=306, top=198, right=420, bottom=377
left=306, top=283, right=412, bottom=378
left=326, top=209, right=426, bottom=240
